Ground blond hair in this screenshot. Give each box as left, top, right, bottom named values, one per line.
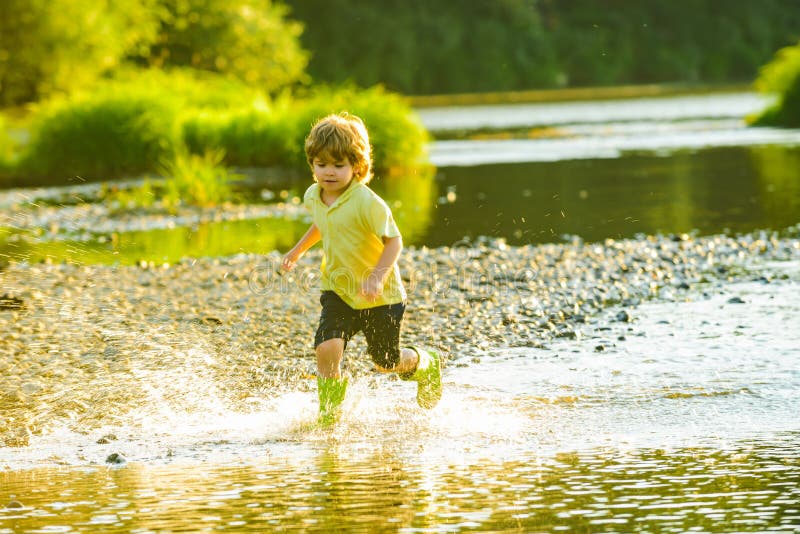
left=305, top=112, right=373, bottom=183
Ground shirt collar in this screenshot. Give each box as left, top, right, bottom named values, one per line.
left=318, top=180, right=362, bottom=210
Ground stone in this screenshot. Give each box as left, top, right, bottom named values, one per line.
left=615, top=310, right=631, bottom=322
left=105, top=453, right=126, bottom=465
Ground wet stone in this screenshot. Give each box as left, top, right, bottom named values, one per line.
left=97, top=434, right=118, bottom=444
left=105, top=453, right=126, bottom=465
left=615, top=310, right=631, bottom=322
left=0, top=294, right=25, bottom=310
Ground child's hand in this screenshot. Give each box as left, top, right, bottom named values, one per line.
left=359, top=274, right=384, bottom=302
left=281, top=251, right=300, bottom=272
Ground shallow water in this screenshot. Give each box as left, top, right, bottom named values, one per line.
left=417, top=92, right=771, bottom=132
left=2, top=144, right=799, bottom=263
left=1, top=263, right=799, bottom=531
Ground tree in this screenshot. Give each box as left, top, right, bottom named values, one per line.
left=0, top=0, right=160, bottom=106
left=285, top=0, right=559, bottom=95
left=134, top=0, right=309, bottom=92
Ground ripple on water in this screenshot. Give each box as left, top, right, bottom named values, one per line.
left=1, top=437, right=799, bottom=532
left=1, top=258, right=799, bottom=531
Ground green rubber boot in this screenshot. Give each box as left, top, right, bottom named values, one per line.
left=317, top=376, right=348, bottom=427
left=403, top=346, right=443, bottom=409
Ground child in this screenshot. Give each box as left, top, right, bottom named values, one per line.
left=281, top=112, right=442, bottom=425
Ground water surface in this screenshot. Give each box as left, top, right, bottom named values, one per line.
left=1, top=267, right=799, bottom=531
left=2, top=144, right=799, bottom=264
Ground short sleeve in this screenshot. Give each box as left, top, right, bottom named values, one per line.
left=303, top=184, right=318, bottom=211
left=366, top=196, right=401, bottom=239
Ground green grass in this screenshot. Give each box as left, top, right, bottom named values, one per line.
left=160, top=149, right=239, bottom=210
left=750, top=41, right=800, bottom=127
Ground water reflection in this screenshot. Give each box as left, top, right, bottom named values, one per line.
left=1, top=145, right=797, bottom=265
left=425, top=145, right=800, bottom=246
left=2, top=439, right=798, bottom=532
left=1, top=216, right=309, bottom=265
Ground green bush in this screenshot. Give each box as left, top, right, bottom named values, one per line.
left=0, top=114, right=12, bottom=162
left=10, top=74, right=429, bottom=187
left=160, top=149, right=238, bottom=209
left=751, top=42, right=800, bottom=127
left=20, top=88, right=181, bottom=182
left=182, top=86, right=429, bottom=174
left=182, top=104, right=295, bottom=168
left=98, top=67, right=262, bottom=110
left=0, top=114, right=14, bottom=184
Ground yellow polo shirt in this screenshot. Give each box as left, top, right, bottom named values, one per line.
left=304, top=181, right=406, bottom=309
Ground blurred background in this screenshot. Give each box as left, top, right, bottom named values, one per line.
left=1, top=0, right=799, bottom=261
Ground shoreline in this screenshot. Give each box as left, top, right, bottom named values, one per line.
left=409, top=83, right=752, bottom=108
left=2, top=228, right=799, bottom=447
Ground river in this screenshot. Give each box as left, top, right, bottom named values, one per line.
left=1, top=91, right=799, bottom=532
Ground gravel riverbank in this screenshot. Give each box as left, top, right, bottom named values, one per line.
left=1, top=229, right=799, bottom=446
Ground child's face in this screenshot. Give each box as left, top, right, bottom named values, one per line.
left=313, top=154, right=355, bottom=196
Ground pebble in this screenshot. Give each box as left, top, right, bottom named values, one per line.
left=615, top=310, right=631, bottom=323
left=96, top=434, right=118, bottom=444
left=105, top=453, right=126, bottom=465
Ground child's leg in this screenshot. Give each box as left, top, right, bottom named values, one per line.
left=314, top=292, right=357, bottom=424
left=362, top=301, right=407, bottom=373
left=363, top=302, right=442, bottom=408
left=315, top=337, right=347, bottom=425
left=377, top=347, right=418, bottom=374
left=316, top=338, right=345, bottom=378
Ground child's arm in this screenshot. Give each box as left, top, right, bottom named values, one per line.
left=281, top=223, right=321, bottom=272
left=360, top=235, right=402, bottom=301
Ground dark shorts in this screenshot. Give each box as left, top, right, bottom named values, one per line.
left=314, top=290, right=406, bottom=369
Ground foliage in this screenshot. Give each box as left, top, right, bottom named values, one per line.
left=541, top=0, right=800, bottom=87
left=182, top=104, right=292, bottom=169
left=751, top=42, right=800, bottom=127
left=99, top=67, right=262, bottom=110
left=100, top=150, right=238, bottom=211
left=286, top=0, right=800, bottom=94
left=182, top=85, right=429, bottom=172
left=286, top=0, right=559, bottom=94
left=11, top=72, right=427, bottom=191
left=130, top=0, right=309, bottom=93
left=19, top=88, right=181, bottom=182
left=0, top=114, right=12, bottom=162
left=0, top=0, right=307, bottom=106
left=160, top=149, right=238, bottom=209
left=0, top=114, right=14, bottom=183
left=0, top=0, right=161, bottom=106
